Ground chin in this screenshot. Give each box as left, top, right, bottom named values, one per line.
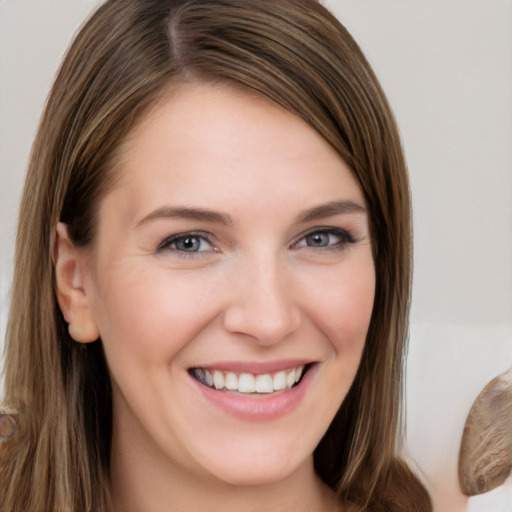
left=195, top=446, right=314, bottom=488
left=213, top=464, right=301, bottom=488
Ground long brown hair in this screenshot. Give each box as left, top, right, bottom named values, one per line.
left=1, top=1, right=431, bottom=510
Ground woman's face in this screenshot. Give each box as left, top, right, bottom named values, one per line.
left=79, top=83, right=375, bottom=486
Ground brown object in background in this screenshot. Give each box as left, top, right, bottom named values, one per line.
left=458, top=367, right=512, bottom=496
left=0, top=407, right=20, bottom=443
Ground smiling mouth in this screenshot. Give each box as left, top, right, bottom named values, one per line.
left=189, top=365, right=310, bottom=394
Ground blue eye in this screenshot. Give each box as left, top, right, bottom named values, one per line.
left=305, top=232, right=331, bottom=247
left=174, top=236, right=203, bottom=252
left=295, top=228, right=355, bottom=250
left=158, top=233, right=212, bottom=254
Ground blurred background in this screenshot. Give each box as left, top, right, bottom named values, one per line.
left=1, top=1, right=511, bottom=510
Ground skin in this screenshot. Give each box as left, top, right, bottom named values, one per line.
left=55, top=83, right=375, bottom=512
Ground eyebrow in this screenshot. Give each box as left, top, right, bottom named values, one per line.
left=296, top=200, right=367, bottom=223
left=136, top=200, right=366, bottom=227
left=136, top=206, right=234, bottom=227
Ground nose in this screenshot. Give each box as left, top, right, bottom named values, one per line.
left=223, top=255, right=302, bottom=346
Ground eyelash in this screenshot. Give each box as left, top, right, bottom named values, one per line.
left=157, top=227, right=356, bottom=257
left=157, top=232, right=214, bottom=257
left=291, top=227, right=356, bottom=251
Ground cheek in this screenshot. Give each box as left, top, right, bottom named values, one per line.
left=295, top=256, right=375, bottom=432
left=310, top=257, right=376, bottom=353
left=88, top=265, right=223, bottom=367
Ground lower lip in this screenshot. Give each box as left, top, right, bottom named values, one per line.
left=190, top=365, right=317, bottom=422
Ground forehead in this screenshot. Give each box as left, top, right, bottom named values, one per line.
left=120, top=81, right=341, bottom=162
left=103, top=82, right=364, bottom=225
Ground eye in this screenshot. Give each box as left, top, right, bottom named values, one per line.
left=174, top=236, right=203, bottom=252
left=305, top=232, right=331, bottom=247
left=158, top=233, right=213, bottom=254
left=293, top=228, right=355, bottom=250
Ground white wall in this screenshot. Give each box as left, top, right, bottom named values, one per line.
left=1, top=1, right=511, bottom=511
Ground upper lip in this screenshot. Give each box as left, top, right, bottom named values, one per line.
left=189, top=359, right=316, bottom=374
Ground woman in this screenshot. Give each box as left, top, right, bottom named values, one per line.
left=0, top=0, right=432, bottom=510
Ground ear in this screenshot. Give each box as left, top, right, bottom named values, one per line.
left=54, top=222, right=99, bottom=343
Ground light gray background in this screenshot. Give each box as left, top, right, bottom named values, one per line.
left=1, top=1, right=511, bottom=511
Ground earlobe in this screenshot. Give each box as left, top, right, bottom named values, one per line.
left=54, top=222, right=100, bottom=343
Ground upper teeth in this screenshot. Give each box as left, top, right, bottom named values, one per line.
left=192, top=366, right=306, bottom=394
